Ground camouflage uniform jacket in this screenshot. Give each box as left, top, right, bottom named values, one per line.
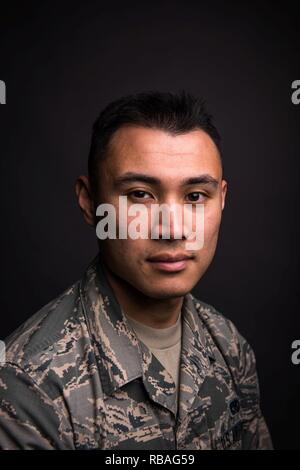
left=0, top=256, right=273, bottom=450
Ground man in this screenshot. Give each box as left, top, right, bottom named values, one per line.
left=0, top=91, right=273, bottom=450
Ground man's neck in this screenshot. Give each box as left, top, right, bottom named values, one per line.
left=101, top=263, right=183, bottom=329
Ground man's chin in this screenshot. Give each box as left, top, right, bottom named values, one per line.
left=139, top=285, right=191, bottom=300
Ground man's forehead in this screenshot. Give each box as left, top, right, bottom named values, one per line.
left=105, top=125, right=222, bottom=179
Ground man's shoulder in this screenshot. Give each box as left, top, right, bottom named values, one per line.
left=3, top=280, right=85, bottom=371
left=190, top=294, right=238, bottom=336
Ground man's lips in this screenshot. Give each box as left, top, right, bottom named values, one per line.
left=147, top=253, right=194, bottom=272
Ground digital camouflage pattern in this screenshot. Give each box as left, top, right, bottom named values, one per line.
left=0, top=255, right=273, bottom=450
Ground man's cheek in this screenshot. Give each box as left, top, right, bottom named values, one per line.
left=203, top=217, right=220, bottom=249
left=109, top=239, right=142, bottom=266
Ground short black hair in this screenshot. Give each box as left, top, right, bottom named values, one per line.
left=88, top=90, right=221, bottom=195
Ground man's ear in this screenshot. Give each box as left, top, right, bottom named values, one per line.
left=221, top=179, right=227, bottom=211
left=75, top=176, right=95, bottom=226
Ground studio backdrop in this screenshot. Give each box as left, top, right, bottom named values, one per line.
left=0, top=0, right=299, bottom=450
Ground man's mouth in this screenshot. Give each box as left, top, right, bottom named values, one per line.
left=147, top=252, right=194, bottom=272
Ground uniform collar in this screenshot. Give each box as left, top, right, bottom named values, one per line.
left=80, top=255, right=216, bottom=420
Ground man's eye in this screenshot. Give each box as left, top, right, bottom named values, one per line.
left=129, top=190, right=152, bottom=199
left=186, top=192, right=206, bottom=202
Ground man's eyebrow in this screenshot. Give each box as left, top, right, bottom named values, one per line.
left=114, top=172, right=219, bottom=187
left=114, top=172, right=161, bottom=186
left=181, top=175, right=219, bottom=187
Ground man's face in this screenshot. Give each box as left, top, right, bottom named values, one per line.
left=93, top=125, right=227, bottom=299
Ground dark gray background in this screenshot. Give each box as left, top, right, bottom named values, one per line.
left=0, top=0, right=299, bottom=449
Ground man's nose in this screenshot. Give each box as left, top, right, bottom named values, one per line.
left=150, top=202, right=187, bottom=240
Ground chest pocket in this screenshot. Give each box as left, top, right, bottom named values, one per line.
left=192, top=354, right=243, bottom=450
left=209, top=394, right=243, bottom=450
left=96, top=379, right=175, bottom=450
left=214, top=415, right=243, bottom=450
left=204, top=339, right=244, bottom=450
left=180, top=393, right=243, bottom=450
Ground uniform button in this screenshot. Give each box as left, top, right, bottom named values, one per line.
left=229, top=398, right=240, bottom=415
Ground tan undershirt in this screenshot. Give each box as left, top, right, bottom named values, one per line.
left=124, top=310, right=182, bottom=407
